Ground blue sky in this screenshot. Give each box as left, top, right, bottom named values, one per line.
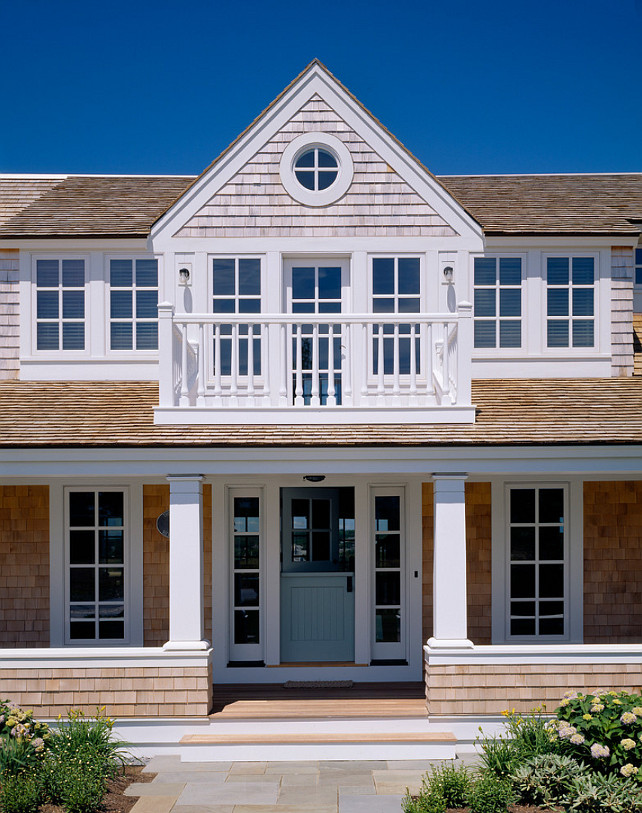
left=1, top=0, right=640, bottom=175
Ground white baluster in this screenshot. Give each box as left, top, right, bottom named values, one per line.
left=157, top=302, right=175, bottom=407
left=279, top=322, right=288, bottom=406
left=441, top=322, right=451, bottom=404
left=311, top=323, right=320, bottom=406
left=262, top=324, right=271, bottom=405
left=359, top=322, right=369, bottom=404
left=327, top=324, right=336, bottom=407
left=409, top=322, right=417, bottom=405
left=213, top=324, right=222, bottom=405
left=377, top=323, right=385, bottom=402
left=426, top=322, right=435, bottom=397
left=197, top=322, right=205, bottom=406
left=230, top=323, right=238, bottom=406
left=294, top=324, right=303, bottom=406
left=393, top=322, right=400, bottom=397
left=342, top=321, right=352, bottom=407
left=247, top=324, right=255, bottom=404
left=180, top=322, right=189, bottom=406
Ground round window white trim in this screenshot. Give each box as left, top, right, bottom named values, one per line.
left=280, top=132, right=353, bottom=207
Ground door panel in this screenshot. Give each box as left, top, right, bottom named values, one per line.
left=280, top=487, right=354, bottom=662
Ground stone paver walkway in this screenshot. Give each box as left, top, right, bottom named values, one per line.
left=125, top=756, right=470, bottom=812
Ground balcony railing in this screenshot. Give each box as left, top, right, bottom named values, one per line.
left=155, top=303, right=474, bottom=425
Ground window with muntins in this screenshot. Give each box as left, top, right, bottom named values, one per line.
left=109, top=259, right=158, bottom=350
left=635, top=248, right=642, bottom=286
left=546, top=257, right=595, bottom=348
left=473, top=257, right=522, bottom=348
left=66, top=489, right=126, bottom=643
left=294, top=148, right=339, bottom=191
left=508, top=486, right=566, bottom=638
left=212, top=258, right=261, bottom=376
left=231, top=495, right=261, bottom=648
left=371, top=257, right=421, bottom=376
left=36, top=259, right=85, bottom=350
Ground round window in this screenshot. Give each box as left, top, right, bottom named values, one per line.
left=294, top=148, right=339, bottom=191
left=280, top=133, right=354, bottom=207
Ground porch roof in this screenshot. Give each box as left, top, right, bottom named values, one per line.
left=1, top=378, right=642, bottom=448
left=0, top=173, right=641, bottom=237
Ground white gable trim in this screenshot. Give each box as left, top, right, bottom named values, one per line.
left=151, top=64, right=483, bottom=246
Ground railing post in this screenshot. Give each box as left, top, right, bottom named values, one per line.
left=158, top=302, right=175, bottom=407
left=457, top=301, right=473, bottom=406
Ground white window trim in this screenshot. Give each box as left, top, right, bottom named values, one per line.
left=104, top=253, right=162, bottom=358
left=542, top=251, right=601, bottom=356
left=208, top=254, right=266, bottom=388
left=49, top=482, right=143, bottom=648
left=30, top=253, right=91, bottom=358
left=370, top=485, right=407, bottom=662
left=280, top=132, right=353, bottom=207
left=228, top=486, right=264, bottom=663
left=470, top=253, right=526, bottom=356
left=491, top=479, right=583, bottom=645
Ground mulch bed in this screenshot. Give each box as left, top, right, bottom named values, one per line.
left=40, top=765, right=156, bottom=813
left=438, top=808, right=555, bottom=812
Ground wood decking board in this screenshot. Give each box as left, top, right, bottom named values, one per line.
left=209, top=682, right=427, bottom=720
left=181, top=732, right=454, bottom=744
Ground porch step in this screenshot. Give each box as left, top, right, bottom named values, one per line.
left=181, top=731, right=455, bottom=745
left=210, top=698, right=427, bottom=720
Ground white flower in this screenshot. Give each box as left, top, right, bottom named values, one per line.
left=621, top=763, right=639, bottom=777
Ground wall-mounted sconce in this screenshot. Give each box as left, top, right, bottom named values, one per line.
left=178, top=267, right=191, bottom=286
left=443, top=266, right=454, bottom=284
left=303, top=475, right=326, bottom=483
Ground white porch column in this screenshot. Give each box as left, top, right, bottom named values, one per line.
left=163, top=475, right=209, bottom=651
left=428, top=473, right=473, bottom=649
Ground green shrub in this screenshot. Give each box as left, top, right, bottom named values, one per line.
left=48, top=707, right=127, bottom=770
left=466, top=774, right=514, bottom=813
left=511, top=752, right=587, bottom=807
left=402, top=783, right=446, bottom=813
left=0, top=771, right=44, bottom=813
left=563, top=771, right=642, bottom=812
left=425, top=760, right=470, bottom=807
left=554, top=690, right=642, bottom=778
left=477, top=706, right=561, bottom=782
left=0, top=701, right=50, bottom=777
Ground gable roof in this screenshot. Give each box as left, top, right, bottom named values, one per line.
left=0, top=175, right=193, bottom=237
left=0, top=173, right=640, bottom=239
left=442, top=173, right=642, bottom=236
left=1, top=378, right=641, bottom=448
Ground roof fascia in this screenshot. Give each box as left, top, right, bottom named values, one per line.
left=1, top=443, right=641, bottom=478
left=0, top=237, right=151, bottom=250
left=484, top=235, right=638, bottom=249
left=151, top=64, right=483, bottom=244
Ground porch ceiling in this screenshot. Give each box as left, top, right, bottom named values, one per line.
left=1, top=378, right=642, bottom=448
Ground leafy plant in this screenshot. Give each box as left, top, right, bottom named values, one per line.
left=554, top=690, right=642, bottom=777
left=563, top=771, right=642, bottom=812
left=48, top=707, right=127, bottom=769
left=466, top=774, right=514, bottom=813
left=511, top=752, right=587, bottom=806
left=402, top=783, right=446, bottom=813
left=425, top=760, right=471, bottom=808
left=0, top=771, right=44, bottom=813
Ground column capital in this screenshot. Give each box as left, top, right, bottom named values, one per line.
left=167, top=474, right=204, bottom=481
left=431, top=472, right=468, bottom=481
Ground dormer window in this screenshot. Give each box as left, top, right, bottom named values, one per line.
left=280, top=133, right=353, bottom=207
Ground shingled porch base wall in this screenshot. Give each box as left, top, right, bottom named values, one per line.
left=0, top=660, right=213, bottom=719
left=425, top=662, right=642, bottom=716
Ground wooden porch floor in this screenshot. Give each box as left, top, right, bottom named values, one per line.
left=210, top=682, right=427, bottom=720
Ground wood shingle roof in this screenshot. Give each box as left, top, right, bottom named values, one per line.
left=1, top=379, right=641, bottom=448
left=0, top=173, right=640, bottom=238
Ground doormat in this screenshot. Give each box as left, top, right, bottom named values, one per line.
left=283, top=680, right=354, bottom=689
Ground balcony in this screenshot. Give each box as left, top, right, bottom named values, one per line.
left=154, top=303, right=475, bottom=425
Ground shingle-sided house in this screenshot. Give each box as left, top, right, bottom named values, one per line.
left=2, top=60, right=642, bottom=753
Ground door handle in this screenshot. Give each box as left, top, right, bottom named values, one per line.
left=347, top=576, right=353, bottom=593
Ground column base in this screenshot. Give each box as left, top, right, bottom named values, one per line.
left=427, top=637, right=474, bottom=650
left=162, top=640, right=211, bottom=651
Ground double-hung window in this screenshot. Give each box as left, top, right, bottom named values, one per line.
left=36, top=259, right=85, bottom=350
left=371, top=257, right=421, bottom=376
left=109, top=259, right=159, bottom=350
left=473, top=257, right=522, bottom=349
left=546, top=256, right=595, bottom=348
left=212, top=258, right=262, bottom=377
left=635, top=248, right=642, bottom=287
